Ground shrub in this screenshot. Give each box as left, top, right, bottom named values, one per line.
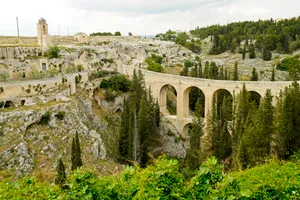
left=56, top=111, right=65, bottom=120
left=88, top=70, right=112, bottom=81
left=45, top=46, right=60, bottom=59
left=146, top=58, right=163, bottom=72
left=0, top=73, right=9, bottom=81
left=40, top=111, right=51, bottom=125
left=104, top=89, right=117, bottom=102
left=262, top=48, right=272, bottom=61
left=0, top=87, right=4, bottom=93
left=114, top=31, right=121, bottom=36
left=151, top=54, right=163, bottom=64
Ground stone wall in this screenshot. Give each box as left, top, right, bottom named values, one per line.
left=0, top=36, right=37, bottom=46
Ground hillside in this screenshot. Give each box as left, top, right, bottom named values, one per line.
left=155, top=17, right=300, bottom=81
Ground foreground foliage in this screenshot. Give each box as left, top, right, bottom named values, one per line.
left=0, top=156, right=299, bottom=199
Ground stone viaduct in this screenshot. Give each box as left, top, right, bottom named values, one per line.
left=120, top=65, right=293, bottom=137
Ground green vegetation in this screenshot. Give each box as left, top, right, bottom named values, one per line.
left=55, top=158, right=66, bottom=187
left=55, top=111, right=65, bottom=120
left=90, top=32, right=113, bottom=36
left=100, top=74, right=130, bottom=93
left=119, top=70, right=160, bottom=167
left=0, top=72, right=9, bottom=81
left=156, top=30, right=201, bottom=54
left=0, top=156, right=299, bottom=199
left=250, top=67, right=258, bottom=81
left=277, top=55, right=300, bottom=80
left=191, top=17, right=300, bottom=55
left=71, top=132, right=83, bottom=171
left=44, top=46, right=60, bottom=59
left=88, top=70, right=117, bottom=81
left=40, top=111, right=51, bottom=125
left=114, top=31, right=122, bottom=36
left=146, top=54, right=164, bottom=72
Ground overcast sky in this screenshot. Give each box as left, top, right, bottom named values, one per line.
left=0, top=0, right=299, bottom=36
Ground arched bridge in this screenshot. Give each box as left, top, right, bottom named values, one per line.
left=120, top=65, right=293, bottom=137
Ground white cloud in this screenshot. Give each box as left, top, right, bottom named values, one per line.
left=0, top=0, right=299, bottom=36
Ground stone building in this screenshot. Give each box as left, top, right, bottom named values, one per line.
left=74, top=32, right=89, bottom=43
left=37, top=18, right=51, bottom=48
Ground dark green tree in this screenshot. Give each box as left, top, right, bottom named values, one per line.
left=276, top=82, right=300, bottom=159
left=119, top=98, right=130, bottom=158
left=249, top=44, right=256, bottom=59
left=209, top=62, right=219, bottom=79
left=271, top=67, right=275, bottom=81
left=186, top=98, right=204, bottom=170
left=138, top=95, right=150, bottom=168
left=251, top=68, right=258, bottom=81
left=203, top=61, right=210, bottom=78
left=233, top=61, right=239, bottom=81
left=262, top=48, right=272, bottom=61
left=71, top=132, right=83, bottom=170
left=55, top=158, right=66, bottom=187
left=198, top=61, right=203, bottom=78
left=239, top=90, right=273, bottom=168
left=242, top=45, right=246, bottom=60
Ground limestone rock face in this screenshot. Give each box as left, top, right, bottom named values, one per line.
left=0, top=94, right=115, bottom=177
left=0, top=142, right=34, bottom=177
left=155, top=118, right=187, bottom=159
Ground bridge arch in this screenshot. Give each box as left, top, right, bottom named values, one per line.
left=182, top=123, right=192, bottom=138
left=182, top=86, right=205, bottom=118
left=249, top=91, right=262, bottom=106
left=159, top=84, right=177, bottom=116
left=213, top=89, right=233, bottom=120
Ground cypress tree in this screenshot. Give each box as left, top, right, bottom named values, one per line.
left=262, top=48, right=272, bottom=61
left=119, top=98, right=130, bottom=158
left=55, top=158, right=66, bottom=186
left=239, top=90, right=273, bottom=167
left=138, top=94, right=150, bottom=167
left=204, top=61, right=210, bottom=78
left=213, top=97, right=232, bottom=162
left=277, top=82, right=300, bottom=159
left=224, top=69, right=228, bottom=80
left=71, top=138, right=76, bottom=171
left=219, top=66, right=224, bottom=80
left=71, top=132, right=82, bottom=170
left=233, top=61, right=239, bottom=81
left=249, top=44, right=256, bottom=59
left=198, top=61, right=203, bottom=78
left=271, top=67, right=275, bottom=81
left=233, top=84, right=251, bottom=155
left=209, top=62, right=219, bottom=79
left=242, top=45, right=246, bottom=60
left=250, top=68, right=258, bottom=81
left=186, top=98, right=204, bottom=170
left=75, top=132, right=82, bottom=169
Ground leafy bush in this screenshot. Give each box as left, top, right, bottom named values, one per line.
left=0, top=72, right=9, bottom=81
left=277, top=55, right=300, bottom=71
left=114, top=31, right=121, bottom=36
left=55, top=111, right=65, bottom=120
left=100, top=74, right=131, bottom=93
left=40, top=111, right=51, bottom=125
left=45, top=46, right=60, bottom=59
left=146, top=58, right=163, bottom=72
left=104, top=88, right=117, bottom=102
left=151, top=54, right=163, bottom=64
left=88, top=70, right=113, bottom=81
left=0, top=157, right=299, bottom=199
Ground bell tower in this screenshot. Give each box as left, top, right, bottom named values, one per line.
left=37, top=18, right=49, bottom=47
